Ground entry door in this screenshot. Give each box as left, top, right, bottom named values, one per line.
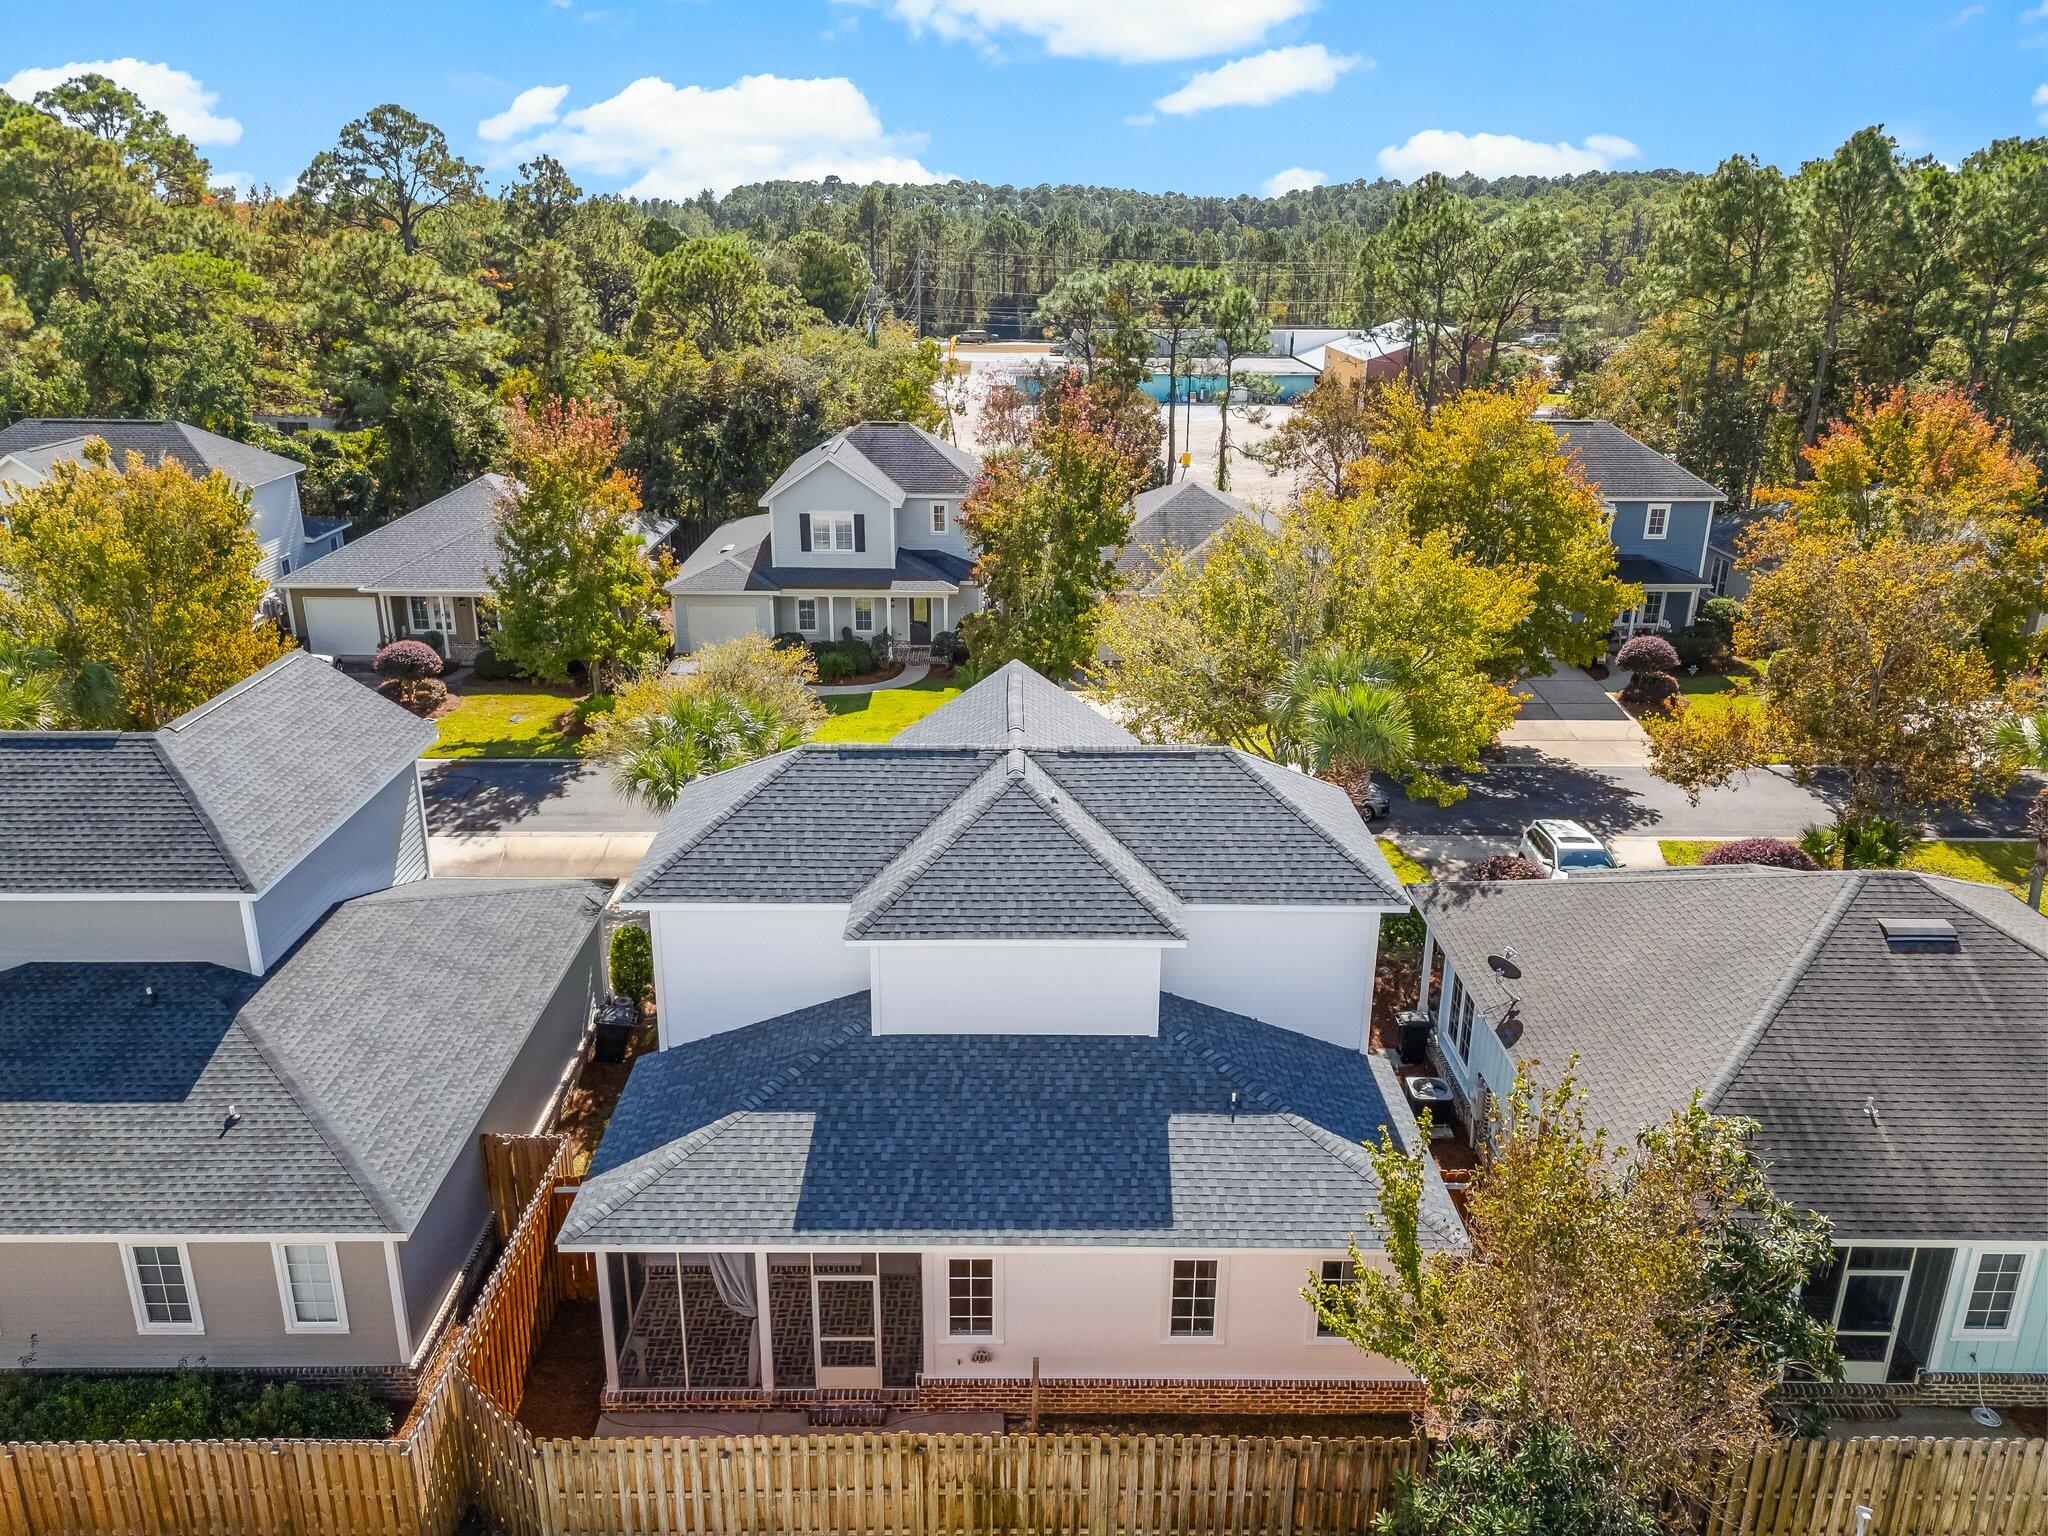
left=811, top=1270, right=883, bottom=1388
left=1832, top=1247, right=1915, bottom=1383
left=908, top=598, right=932, bottom=643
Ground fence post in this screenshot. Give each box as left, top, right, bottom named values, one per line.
left=0, top=1448, right=29, bottom=1536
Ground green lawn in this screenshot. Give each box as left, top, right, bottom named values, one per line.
left=1678, top=672, right=1765, bottom=725
left=810, top=676, right=963, bottom=743
left=1659, top=837, right=2035, bottom=898
left=430, top=686, right=589, bottom=758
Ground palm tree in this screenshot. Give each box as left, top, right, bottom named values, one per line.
left=0, top=669, right=59, bottom=730
left=610, top=692, right=805, bottom=811
left=1992, top=707, right=2048, bottom=911
left=1267, top=649, right=1417, bottom=806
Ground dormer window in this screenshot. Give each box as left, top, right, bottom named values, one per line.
left=1645, top=503, right=1670, bottom=539
left=931, top=503, right=948, bottom=534
left=812, top=512, right=857, bottom=553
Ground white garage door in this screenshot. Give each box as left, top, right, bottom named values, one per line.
left=299, top=594, right=383, bottom=657
left=679, top=598, right=769, bottom=652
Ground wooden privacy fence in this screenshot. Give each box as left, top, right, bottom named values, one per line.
left=7, top=1131, right=2048, bottom=1536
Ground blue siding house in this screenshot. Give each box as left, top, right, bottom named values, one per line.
left=1548, top=419, right=1726, bottom=635
left=1414, top=866, right=2048, bottom=1409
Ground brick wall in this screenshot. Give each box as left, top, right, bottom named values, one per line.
left=1777, top=1373, right=2048, bottom=1409
left=914, top=1376, right=1425, bottom=1417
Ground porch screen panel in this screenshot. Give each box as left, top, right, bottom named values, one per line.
left=1888, top=1247, right=1954, bottom=1384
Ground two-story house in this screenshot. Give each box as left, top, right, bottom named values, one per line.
left=0, top=654, right=607, bottom=1395
left=0, top=418, right=345, bottom=589
left=668, top=422, right=982, bottom=655
left=1548, top=418, right=1725, bottom=637
left=559, top=662, right=1456, bottom=1423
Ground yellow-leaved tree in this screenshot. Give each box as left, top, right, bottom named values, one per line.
left=0, top=442, right=285, bottom=727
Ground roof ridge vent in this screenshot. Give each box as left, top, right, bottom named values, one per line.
left=1005, top=665, right=1025, bottom=744
left=1878, top=915, right=1959, bottom=953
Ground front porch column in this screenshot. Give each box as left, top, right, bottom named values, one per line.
left=754, top=1250, right=775, bottom=1392
left=596, top=1251, right=621, bottom=1392
left=1417, top=934, right=1435, bottom=1012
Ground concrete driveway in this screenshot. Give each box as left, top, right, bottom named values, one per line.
left=422, top=758, right=660, bottom=879
left=1502, top=670, right=1651, bottom=768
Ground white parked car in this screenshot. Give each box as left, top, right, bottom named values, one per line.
left=1518, top=819, right=1617, bottom=878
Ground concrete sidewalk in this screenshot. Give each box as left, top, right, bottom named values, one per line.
left=430, top=832, right=653, bottom=880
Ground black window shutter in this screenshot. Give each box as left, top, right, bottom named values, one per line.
left=853, top=513, right=867, bottom=553
left=798, top=513, right=812, bottom=552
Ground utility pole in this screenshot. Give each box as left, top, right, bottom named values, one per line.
left=912, top=246, right=925, bottom=337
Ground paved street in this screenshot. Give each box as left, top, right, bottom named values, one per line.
left=424, top=750, right=2041, bottom=881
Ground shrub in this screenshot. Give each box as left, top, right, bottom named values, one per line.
left=811, top=637, right=875, bottom=675
left=1700, top=837, right=1821, bottom=871
left=816, top=650, right=856, bottom=684
left=771, top=631, right=807, bottom=650
left=1671, top=620, right=1734, bottom=673
left=469, top=644, right=526, bottom=682
left=1473, top=853, right=1546, bottom=881
left=1620, top=670, right=1680, bottom=708
left=1382, top=1425, right=1654, bottom=1536
left=1698, top=595, right=1743, bottom=647
left=378, top=676, right=447, bottom=716
left=608, top=923, right=653, bottom=1000
left=373, top=639, right=443, bottom=683
left=1800, top=817, right=1907, bottom=870
left=1615, top=633, right=1680, bottom=676
left=0, top=1370, right=393, bottom=1441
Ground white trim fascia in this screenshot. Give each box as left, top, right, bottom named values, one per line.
left=272, top=1239, right=351, bottom=1334
left=557, top=1239, right=1391, bottom=1258
left=122, top=1240, right=206, bottom=1336
left=853, top=938, right=1188, bottom=949
left=361, top=585, right=491, bottom=599
left=412, top=765, right=434, bottom=880
left=0, top=891, right=249, bottom=903
left=6, top=1229, right=401, bottom=1245
left=1183, top=901, right=1413, bottom=916
left=384, top=1239, right=413, bottom=1361
left=239, top=898, right=264, bottom=973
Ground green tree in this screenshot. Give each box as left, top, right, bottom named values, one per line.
left=1144, top=264, right=1222, bottom=481
left=1992, top=708, right=2048, bottom=911
left=1793, top=127, right=1907, bottom=451
left=33, top=73, right=209, bottom=203
left=503, top=239, right=600, bottom=401
left=1254, top=372, right=1380, bottom=499
left=1380, top=1424, right=1655, bottom=1536
left=1266, top=649, right=1416, bottom=803
left=0, top=445, right=285, bottom=727
left=504, top=154, right=585, bottom=245
left=607, top=923, right=654, bottom=1002
left=959, top=380, right=1147, bottom=677
left=635, top=235, right=801, bottom=353
left=1202, top=284, right=1265, bottom=492
left=488, top=398, right=666, bottom=688
left=769, top=230, right=871, bottom=325
left=0, top=98, right=150, bottom=283
left=52, top=250, right=264, bottom=428
left=299, top=105, right=482, bottom=256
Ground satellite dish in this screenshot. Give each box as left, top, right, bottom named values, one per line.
left=1487, top=953, right=1521, bottom=981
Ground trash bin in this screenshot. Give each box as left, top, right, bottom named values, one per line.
left=592, top=996, right=639, bottom=1063
left=1395, top=1009, right=1432, bottom=1065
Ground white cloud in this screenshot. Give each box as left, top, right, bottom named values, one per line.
left=209, top=170, right=253, bottom=198
left=1376, top=129, right=1639, bottom=180
left=479, top=84, right=570, bottom=142
left=1261, top=166, right=1327, bottom=197
left=850, top=0, right=1314, bottom=63
left=494, top=73, right=940, bottom=198
left=2026, top=2, right=2048, bottom=19
left=1948, top=4, right=1985, bottom=24
left=2036, top=82, right=2048, bottom=122
left=2, top=58, right=242, bottom=145
left=1153, top=44, right=1359, bottom=116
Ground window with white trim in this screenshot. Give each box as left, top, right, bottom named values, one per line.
left=1169, top=1259, right=1219, bottom=1337
left=931, top=504, right=949, bottom=534
left=129, top=1245, right=200, bottom=1332
left=1963, top=1253, right=2026, bottom=1331
left=1645, top=503, right=1670, bottom=539
left=1641, top=591, right=1665, bottom=627
left=947, top=1258, right=994, bottom=1337
left=276, top=1243, right=347, bottom=1332
left=852, top=597, right=876, bottom=634
left=1453, top=987, right=1475, bottom=1059
left=795, top=598, right=818, bottom=632
left=1315, top=1259, right=1356, bottom=1337
left=813, top=512, right=857, bottom=552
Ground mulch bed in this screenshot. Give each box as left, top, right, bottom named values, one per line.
left=516, top=1300, right=607, bottom=1440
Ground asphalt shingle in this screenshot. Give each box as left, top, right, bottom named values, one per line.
left=1117, top=480, right=1260, bottom=585
left=561, top=991, right=1462, bottom=1251
left=0, top=418, right=303, bottom=488
left=892, top=660, right=1139, bottom=749
left=1547, top=419, right=1725, bottom=502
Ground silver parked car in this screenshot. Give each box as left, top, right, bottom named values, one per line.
left=1517, top=818, right=1617, bottom=878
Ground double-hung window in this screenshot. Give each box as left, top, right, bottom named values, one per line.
left=813, top=512, right=857, bottom=552
left=931, top=504, right=949, bottom=534
left=795, top=598, right=819, bottom=633
left=1644, top=503, right=1670, bottom=540
left=128, top=1244, right=202, bottom=1333
left=1444, top=976, right=1471, bottom=1060
left=1963, top=1253, right=2027, bottom=1333
left=852, top=598, right=876, bottom=634
left=275, top=1242, right=348, bottom=1333
left=947, top=1258, right=995, bottom=1337
left=1169, top=1259, right=1220, bottom=1338
left=1315, top=1259, right=1356, bottom=1338
left=1453, top=988, right=1475, bottom=1059
left=1641, top=591, right=1665, bottom=627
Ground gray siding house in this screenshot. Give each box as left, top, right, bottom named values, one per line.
left=1547, top=418, right=1726, bottom=636
left=0, top=417, right=344, bottom=587
left=0, top=879, right=606, bottom=1386
left=0, top=650, right=436, bottom=974
left=669, top=422, right=983, bottom=655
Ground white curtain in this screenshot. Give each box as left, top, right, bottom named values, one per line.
left=707, top=1252, right=761, bottom=1387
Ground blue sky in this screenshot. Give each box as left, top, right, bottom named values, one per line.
left=7, top=1, right=2048, bottom=199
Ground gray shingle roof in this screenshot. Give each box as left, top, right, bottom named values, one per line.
left=281, top=474, right=511, bottom=594
left=1417, top=868, right=2048, bottom=1241
left=846, top=751, right=1184, bottom=941
left=667, top=512, right=972, bottom=596
left=0, top=879, right=606, bottom=1236
left=1616, top=554, right=1711, bottom=586
left=560, top=991, right=1463, bottom=1251
left=893, top=660, right=1139, bottom=749
left=1548, top=419, right=1724, bottom=502
left=1118, top=480, right=1259, bottom=584
left=621, top=736, right=1407, bottom=915
left=842, top=423, right=976, bottom=495
left=0, top=653, right=434, bottom=895
left=0, top=419, right=304, bottom=488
